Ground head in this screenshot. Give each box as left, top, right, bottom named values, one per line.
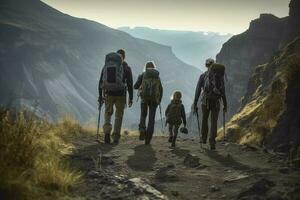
left=172, top=90, right=182, bottom=101
left=144, top=61, right=156, bottom=71
left=117, top=49, right=125, bottom=61
left=205, top=58, right=215, bottom=68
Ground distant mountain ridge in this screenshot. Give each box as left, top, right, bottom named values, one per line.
left=118, top=27, right=232, bottom=71
left=0, top=0, right=200, bottom=125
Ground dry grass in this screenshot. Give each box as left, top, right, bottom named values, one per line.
left=0, top=109, right=90, bottom=200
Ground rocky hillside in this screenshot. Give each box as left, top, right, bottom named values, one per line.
left=0, top=0, right=200, bottom=125
left=216, top=0, right=300, bottom=120
left=119, top=27, right=231, bottom=71
left=219, top=35, right=300, bottom=151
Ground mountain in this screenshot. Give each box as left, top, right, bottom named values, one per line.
left=118, top=27, right=232, bottom=71
left=0, top=0, right=200, bottom=126
left=216, top=0, right=300, bottom=121
left=216, top=0, right=300, bottom=151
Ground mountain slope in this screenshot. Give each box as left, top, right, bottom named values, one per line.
left=119, top=27, right=231, bottom=71
left=219, top=36, right=300, bottom=151
left=0, top=0, right=200, bottom=125
left=216, top=0, right=300, bottom=120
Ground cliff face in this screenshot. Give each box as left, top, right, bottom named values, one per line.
left=216, top=14, right=287, bottom=119
left=219, top=37, right=300, bottom=151
left=0, top=0, right=199, bottom=125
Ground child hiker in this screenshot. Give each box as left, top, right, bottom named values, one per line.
left=165, top=91, right=187, bottom=147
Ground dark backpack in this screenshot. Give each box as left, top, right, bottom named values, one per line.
left=203, top=63, right=225, bottom=101
left=101, top=52, right=125, bottom=91
left=166, top=100, right=182, bottom=125
left=140, top=69, right=162, bottom=104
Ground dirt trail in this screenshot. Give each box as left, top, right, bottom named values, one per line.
left=69, top=134, right=300, bottom=200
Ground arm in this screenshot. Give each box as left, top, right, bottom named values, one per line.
left=159, top=78, right=163, bottom=104
left=126, top=66, right=133, bottom=102
left=193, top=73, right=204, bottom=106
left=165, top=104, right=170, bottom=117
left=181, top=104, right=187, bottom=127
left=134, top=74, right=143, bottom=90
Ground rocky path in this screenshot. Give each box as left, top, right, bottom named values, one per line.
left=69, top=134, right=300, bottom=200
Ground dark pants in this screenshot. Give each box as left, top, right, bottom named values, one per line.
left=139, top=101, right=158, bottom=144
left=169, top=124, right=180, bottom=146
left=201, top=100, right=220, bottom=146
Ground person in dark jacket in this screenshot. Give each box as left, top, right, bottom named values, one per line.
left=165, top=91, right=187, bottom=147
left=98, top=49, right=133, bottom=144
left=193, top=58, right=227, bottom=150
left=134, top=61, right=163, bottom=145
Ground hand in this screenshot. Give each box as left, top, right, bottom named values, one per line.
left=223, top=106, right=227, bottom=113
left=128, top=99, right=133, bottom=108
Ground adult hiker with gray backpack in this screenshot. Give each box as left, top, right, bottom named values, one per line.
left=193, top=58, right=227, bottom=150
left=134, top=61, right=163, bottom=145
left=98, top=49, right=133, bottom=145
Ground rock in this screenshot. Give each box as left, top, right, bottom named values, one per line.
left=87, top=170, right=100, bottom=178
left=171, top=190, right=179, bottom=196
left=155, top=167, right=178, bottom=182
left=101, top=154, right=115, bottom=165
left=183, top=154, right=200, bottom=168
left=201, top=194, right=207, bottom=198
left=123, top=130, right=129, bottom=135
left=278, top=167, right=289, bottom=174
left=210, top=185, right=221, bottom=192
left=167, top=163, right=175, bottom=169
left=238, top=178, right=275, bottom=198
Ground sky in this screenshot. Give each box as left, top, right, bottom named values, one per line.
left=42, top=0, right=290, bottom=34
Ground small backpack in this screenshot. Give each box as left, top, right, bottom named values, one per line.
left=166, top=100, right=182, bottom=125
left=203, top=63, right=225, bottom=101
left=101, top=52, right=125, bottom=91
left=140, top=69, right=162, bottom=104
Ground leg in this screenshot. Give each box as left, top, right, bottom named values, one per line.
left=139, top=102, right=148, bottom=141
left=201, top=104, right=210, bottom=144
left=168, top=124, right=174, bottom=143
left=112, top=96, right=126, bottom=144
left=103, top=95, right=114, bottom=144
left=145, top=103, right=158, bottom=145
left=172, top=125, right=180, bottom=147
left=209, top=101, right=220, bottom=149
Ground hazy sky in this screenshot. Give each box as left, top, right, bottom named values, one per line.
left=42, top=0, right=290, bottom=34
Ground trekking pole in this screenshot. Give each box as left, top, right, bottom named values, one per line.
left=223, top=109, right=226, bottom=142
left=96, top=102, right=102, bottom=143
left=195, top=108, right=203, bottom=150
left=159, top=104, right=165, bottom=134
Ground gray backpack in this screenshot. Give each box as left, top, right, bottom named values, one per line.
left=101, top=52, right=125, bottom=91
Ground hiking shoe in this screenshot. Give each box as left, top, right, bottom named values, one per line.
left=113, top=139, right=119, bottom=145
left=171, top=142, right=175, bottom=148
left=210, top=144, right=216, bottom=150
left=139, top=132, right=145, bottom=141
left=104, top=134, right=111, bottom=144
left=168, top=136, right=173, bottom=143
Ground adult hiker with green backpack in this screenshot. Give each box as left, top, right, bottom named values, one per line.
left=98, top=49, right=133, bottom=145
left=165, top=91, right=187, bottom=148
left=193, top=58, right=227, bottom=150
left=134, top=61, right=163, bottom=145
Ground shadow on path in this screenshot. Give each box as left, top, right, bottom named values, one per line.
left=70, top=142, right=113, bottom=171
left=205, top=151, right=253, bottom=171
left=126, top=144, right=157, bottom=172
left=171, top=147, right=190, bottom=158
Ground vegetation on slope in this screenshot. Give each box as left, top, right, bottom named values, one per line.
left=0, top=108, right=93, bottom=200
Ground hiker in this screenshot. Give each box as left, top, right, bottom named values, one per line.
left=98, top=49, right=133, bottom=144
left=165, top=91, right=187, bottom=147
left=193, top=58, right=227, bottom=150
left=134, top=61, right=163, bottom=145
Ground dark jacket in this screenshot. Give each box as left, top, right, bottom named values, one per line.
left=165, top=100, right=187, bottom=126
left=134, top=68, right=163, bottom=103
left=98, top=61, right=133, bottom=101
left=193, top=71, right=227, bottom=107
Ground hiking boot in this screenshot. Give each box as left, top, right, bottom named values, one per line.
left=171, top=142, right=176, bottom=148
left=139, top=131, right=145, bottom=141
left=210, top=144, right=216, bottom=150
left=113, top=139, right=119, bottom=145
left=200, top=138, right=207, bottom=144
left=168, top=136, right=173, bottom=143
left=104, top=134, right=111, bottom=144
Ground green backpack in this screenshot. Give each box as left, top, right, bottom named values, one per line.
left=166, top=100, right=182, bottom=125
left=140, top=69, right=162, bottom=104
